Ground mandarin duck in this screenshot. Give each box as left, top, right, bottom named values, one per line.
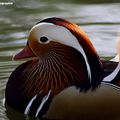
left=5, top=17, right=120, bottom=120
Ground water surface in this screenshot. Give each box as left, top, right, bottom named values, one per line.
left=0, top=1, right=120, bottom=120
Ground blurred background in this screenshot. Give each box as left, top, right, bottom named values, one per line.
left=0, top=0, right=120, bottom=120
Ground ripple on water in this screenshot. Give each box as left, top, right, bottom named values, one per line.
left=0, top=1, right=120, bottom=120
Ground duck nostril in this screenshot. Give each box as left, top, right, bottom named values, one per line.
left=40, top=36, right=48, bottom=43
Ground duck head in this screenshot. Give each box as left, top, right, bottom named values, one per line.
left=12, top=17, right=103, bottom=96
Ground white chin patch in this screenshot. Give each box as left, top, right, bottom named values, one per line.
left=30, top=22, right=91, bottom=82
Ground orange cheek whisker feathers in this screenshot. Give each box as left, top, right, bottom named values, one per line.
left=18, top=43, right=90, bottom=98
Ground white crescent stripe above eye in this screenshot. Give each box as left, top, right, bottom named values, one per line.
left=35, top=90, right=51, bottom=117
left=31, top=23, right=91, bottom=82
left=24, top=95, right=37, bottom=115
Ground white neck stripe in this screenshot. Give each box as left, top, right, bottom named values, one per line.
left=35, top=91, right=51, bottom=117
left=24, top=95, right=37, bottom=115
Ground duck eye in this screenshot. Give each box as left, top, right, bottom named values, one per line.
left=40, top=36, right=48, bottom=43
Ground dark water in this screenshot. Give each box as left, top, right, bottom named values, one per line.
left=0, top=0, right=120, bottom=120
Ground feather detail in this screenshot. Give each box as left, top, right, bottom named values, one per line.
left=20, top=42, right=89, bottom=98
left=38, top=17, right=103, bottom=90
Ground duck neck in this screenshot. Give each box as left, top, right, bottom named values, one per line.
left=38, top=18, right=104, bottom=89
left=71, top=30, right=104, bottom=90
left=21, top=47, right=92, bottom=97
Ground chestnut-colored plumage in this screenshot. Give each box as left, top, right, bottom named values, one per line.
left=5, top=17, right=120, bottom=119
left=17, top=42, right=90, bottom=97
